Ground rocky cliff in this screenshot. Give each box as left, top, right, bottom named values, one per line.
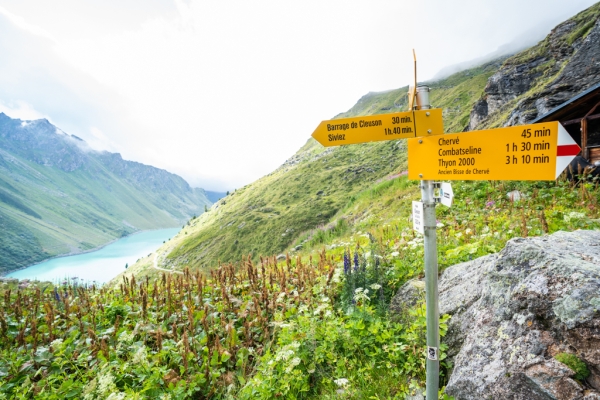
left=467, top=3, right=600, bottom=130
left=392, top=230, right=600, bottom=399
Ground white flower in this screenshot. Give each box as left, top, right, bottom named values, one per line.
left=132, top=346, right=148, bottom=366
left=298, top=304, right=309, bottom=313
left=370, top=284, right=381, bottom=290
left=332, top=268, right=342, bottom=284
left=390, top=251, right=399, bottom=257
left=334, top=378, right=349, bottom=387
left=285, top=357, right=302, bottom=373
left=276, top=349, right=295, bottom=362
left=353, top=288, right=370, bottom=303
left=50, top=338, right=63, bottom=351
left=82, top=378, right=97, bottom=400
left=565, top=211, right=586, bottom=222
left=465, top=228, right=472, bottom=235
left=313, top=304, right=328, bottom=315
left=96, top=369, right=116, bottom=396
left=118, top=331, right=134, bottom=343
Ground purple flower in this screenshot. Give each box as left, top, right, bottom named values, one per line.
left=353, top=251, right=359, bottom=272
left=486, top=201, right=495, bottom=207
left=343, top=250, right=350, bottom=275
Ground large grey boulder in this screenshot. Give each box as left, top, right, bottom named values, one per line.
left=392, top=230, right=600, bottom=399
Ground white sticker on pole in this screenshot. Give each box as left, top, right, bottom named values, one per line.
left=439, top=182, right=454, bottom=207
left=412, top=201, right=424, bottom=234
left=428, top=346, right=438, bottom=361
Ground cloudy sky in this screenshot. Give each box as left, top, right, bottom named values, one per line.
left=0, top=0, right=597, bottom=191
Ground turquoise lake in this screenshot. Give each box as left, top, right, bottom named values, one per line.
left=6, top=228, right=180, bottom=284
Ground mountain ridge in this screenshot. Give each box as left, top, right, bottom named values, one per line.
left=0, top=112, right=211, bottom=274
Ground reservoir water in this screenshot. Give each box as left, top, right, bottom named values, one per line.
left=6, top=228, right=180, bottom=284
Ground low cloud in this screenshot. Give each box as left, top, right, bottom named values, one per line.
left=0, top=0, right=598, bottom=193
left=0, top=100, right=49, bottom=121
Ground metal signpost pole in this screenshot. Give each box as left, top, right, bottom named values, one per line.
left=311, top=53, right=580, bottom=400
left=416, top=86, right=439, bottom=399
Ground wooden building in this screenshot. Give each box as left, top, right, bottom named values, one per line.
left=532, top=82, right=600, bottom=165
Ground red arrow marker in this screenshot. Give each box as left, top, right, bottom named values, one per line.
left=555, top=124, right=581, bottom=178
left=556, top=144, right=580, bottom=157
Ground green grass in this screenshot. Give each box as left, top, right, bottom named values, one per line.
left=9, top=171, right=599, bottom=398
left=555, top=353, right=591, bottom=381
left=565, top=3, right=600, bottom=44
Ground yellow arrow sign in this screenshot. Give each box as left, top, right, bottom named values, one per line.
left=311, top=108, right=443, bottom=147
left=408, top=122, right=580, bottom=180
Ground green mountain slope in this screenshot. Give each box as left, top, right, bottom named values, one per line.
left=0, top=113, right=211, bottom=273
left=122, top=2, right=600, bottom=279
left=122, top=60, right=500, bottom=274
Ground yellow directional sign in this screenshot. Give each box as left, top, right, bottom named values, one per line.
left=311, top=108, right=444, bottom=147
left=408, top=121, right=580, bottom=180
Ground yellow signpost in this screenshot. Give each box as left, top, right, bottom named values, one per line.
left=311, top=108, right=444, bottom=147
left=408, top=121, right=581, bottom=180
left=309, top=50, right=582, bottom=400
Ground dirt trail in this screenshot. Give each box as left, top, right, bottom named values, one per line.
left=153, top=252, right=182, bottom=274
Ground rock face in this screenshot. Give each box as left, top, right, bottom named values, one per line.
left=444, top=230, right=600, bottom=399
left=468, top=6, right=600, bottom=130
left=392, top=230, right=600, bottom=399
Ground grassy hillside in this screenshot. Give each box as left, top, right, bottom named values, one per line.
left=0, top=115, right=211, bottom=273
left=122, top=60, right=501, bottom=276
left=138, top=2, right=600, bottom=277
left=334, top=58, right=505, bottom=133
left=5, top=173, right=600, bottom=399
